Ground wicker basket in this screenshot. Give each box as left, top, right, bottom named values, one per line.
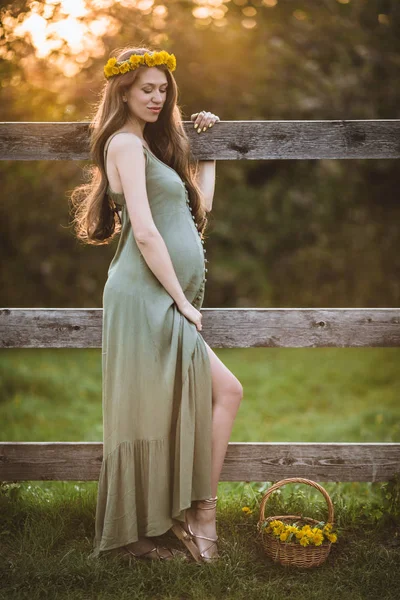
left=256, top=477, right=335, bottom=568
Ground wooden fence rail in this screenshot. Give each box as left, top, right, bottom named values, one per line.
left=1, top=442, right=398, bottom=483
left=1, top=120, right=400, bottom=161
left=1, top=308, right=400, bottom=349
left=1, top=120, right=399, bottom=484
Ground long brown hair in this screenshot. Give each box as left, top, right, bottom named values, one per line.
left=69, top=46, right=208, bottom=246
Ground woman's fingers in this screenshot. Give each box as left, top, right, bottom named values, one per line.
left=191, top=111, right=221, bottom=133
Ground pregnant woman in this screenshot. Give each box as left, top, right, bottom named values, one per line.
left=70, top=47, right=243, bottom=564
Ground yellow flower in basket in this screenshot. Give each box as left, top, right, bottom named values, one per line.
left=299, top=536, right=310, bottom=547
left=264, top=519, right=338, bottom=547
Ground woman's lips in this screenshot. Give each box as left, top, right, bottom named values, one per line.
left=148, top=107, right=161, bottom=113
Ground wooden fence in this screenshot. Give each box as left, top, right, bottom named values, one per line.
left=1, top=120, right=399, bottom=484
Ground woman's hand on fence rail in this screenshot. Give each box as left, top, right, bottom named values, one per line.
left=191, top=111, right=220, bottom=133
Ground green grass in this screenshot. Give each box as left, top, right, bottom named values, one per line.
left=1, top=347, right=400, bottom=599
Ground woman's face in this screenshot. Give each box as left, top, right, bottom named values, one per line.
left=124, top=67, right=168, bottom=123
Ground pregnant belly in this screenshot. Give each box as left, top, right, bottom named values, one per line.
left=153, top=208, right=205, bottom=290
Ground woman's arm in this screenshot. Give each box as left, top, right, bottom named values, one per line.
left=191, top=111, right=220, bottom=212
left=197, top=160, right=216, bottom=212
left=112, top=133, right=188, bottom=310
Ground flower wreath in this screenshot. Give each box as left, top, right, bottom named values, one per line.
left=104, top=50, right=177, bottom=79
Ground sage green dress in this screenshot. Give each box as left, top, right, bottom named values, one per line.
left=89, top=132, right=212, bottom=559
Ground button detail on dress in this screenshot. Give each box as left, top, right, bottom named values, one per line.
left=184, top=188, right=208, bottom=300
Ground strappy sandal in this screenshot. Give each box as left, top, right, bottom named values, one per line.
left=171, top=496, right=219, bottom=563
left=122, top=543, right=189, bottom=562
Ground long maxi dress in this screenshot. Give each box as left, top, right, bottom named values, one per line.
left=89, top=131, right=212, bottom=559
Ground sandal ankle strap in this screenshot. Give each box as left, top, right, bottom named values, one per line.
left=198, top=496, right=217, bottom=501
left=196, top=496, right=218, bottom=510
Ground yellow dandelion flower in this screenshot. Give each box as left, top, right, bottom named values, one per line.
left=279, top=531, right=289, bottom=542
left=327, top=533, right=337, bottom=543
left=112, top=66, right=120, bottom=75
left=104, top=66, right=114, bottom=77
left=314, top=538, right=323, bottom=546
left=142, top=52, right=152, bottom=67
left=167, top=53, right=176, bottom=71
left=312, top=532, right=323, bottom=545
left=153, top=51, right=165, bottom=65
left=147, top=54, right=158, bottom=67
left=106, top=57, right=117, bottom=67
left=157, top=50, right=168, bottom=63
left=305, top=530, right=314, bottom=539
left=242, top=506, right=250, bottom=512
left=119, top=62, right=130, bottom=74
left=129, top=55, right=143, bottom=68
left=299, top=536, right=309, bottom=547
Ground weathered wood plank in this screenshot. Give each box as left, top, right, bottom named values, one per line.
left=1, top=308, right=399, bottom=348
left=0, top=442, right=398, bottom=482
left=1, top=120, right=399, bottom=160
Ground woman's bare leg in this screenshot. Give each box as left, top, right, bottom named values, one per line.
left=185, top=340, right=244, bottom=559
left=127, top=343, right=242, bottom=561
left=205, top=341, right=244, bottom=496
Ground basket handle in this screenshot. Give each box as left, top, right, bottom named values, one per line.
left=258, top=477, right=334, bottom=526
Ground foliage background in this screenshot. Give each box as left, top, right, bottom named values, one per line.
left=1, top=0, right=399, bottom=309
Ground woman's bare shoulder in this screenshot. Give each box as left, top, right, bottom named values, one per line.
left=107, top=131, right=144, bottom=153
